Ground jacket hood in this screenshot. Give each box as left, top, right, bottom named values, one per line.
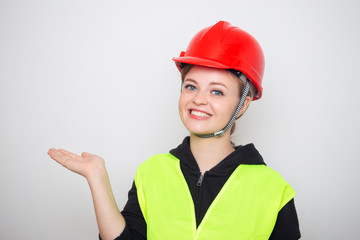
left=170, top=137, right=265, bottom=175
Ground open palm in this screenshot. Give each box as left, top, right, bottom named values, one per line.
left=48, top=148, right=105, bottom=178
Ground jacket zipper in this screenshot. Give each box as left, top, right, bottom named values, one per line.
left=195, top=172, right=205, bottom=227
left=197, top=173, right=204, bottom=187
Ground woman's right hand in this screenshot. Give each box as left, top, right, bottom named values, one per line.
left=48, top=149, right=105, bottom=179
left=48, top=148, right=126, bottom=239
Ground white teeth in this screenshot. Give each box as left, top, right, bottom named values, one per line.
left=191, top=110, right=210, bottom=117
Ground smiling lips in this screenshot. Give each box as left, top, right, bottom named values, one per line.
left=189, top=109, right=212, bottom=119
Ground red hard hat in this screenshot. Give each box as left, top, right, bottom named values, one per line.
left=172, top=21, right=265, bottom=100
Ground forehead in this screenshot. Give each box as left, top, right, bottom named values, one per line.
left=184, top=66, right=240, bottom=87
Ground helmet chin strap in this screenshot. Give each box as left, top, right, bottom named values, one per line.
left=194, top=80, right=250, bottom=138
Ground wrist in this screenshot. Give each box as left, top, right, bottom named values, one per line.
left=86, top=161, right=108, bottom=184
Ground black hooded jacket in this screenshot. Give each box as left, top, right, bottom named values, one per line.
left=110, top=137, right=300, bottom=239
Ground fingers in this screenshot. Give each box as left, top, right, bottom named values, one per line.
left=48, top=148, right=82, bottom=165
left=48, top=148, right=62, bottom=159
left=48, top=148, right=66, bottom=165
left=59, top=149, right=81, bottom=158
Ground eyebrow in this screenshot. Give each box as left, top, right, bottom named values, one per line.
left=209, top=82, right=228, bottom=89
left=184, top=79, right=228, bottom=89
left=183, top=78, right=197, bottom=84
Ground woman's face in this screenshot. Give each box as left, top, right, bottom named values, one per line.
left=179, top=65, right=241, bottom=136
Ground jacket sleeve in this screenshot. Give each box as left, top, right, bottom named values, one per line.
left=111, top=181, right=147, bottom=240
left=269, top=198, right=301, bottom=240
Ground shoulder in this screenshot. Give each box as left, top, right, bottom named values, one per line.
left=237, top=165, right=296, bottom=208
left=135, top=153, right=183, bottom=194
left=136, top=153, right=180, bottom=180
left=239, top=164, right=287, bottom=182
left=247, top=165, right=294, bottom=192
left=138, top=153, right=178, bottom=169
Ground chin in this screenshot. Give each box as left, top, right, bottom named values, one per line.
left=187, top=127, right=216, bottom=136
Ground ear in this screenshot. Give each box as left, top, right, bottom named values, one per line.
left=236, top=96, right=251, bottom=119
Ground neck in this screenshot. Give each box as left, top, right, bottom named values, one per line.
left=189, top=132, right=234, bottom=174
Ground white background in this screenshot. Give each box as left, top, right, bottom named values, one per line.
left=1, top=0, right=359, bottom=239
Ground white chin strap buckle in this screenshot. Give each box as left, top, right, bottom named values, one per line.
left=214, top=130, right=224, bottom=137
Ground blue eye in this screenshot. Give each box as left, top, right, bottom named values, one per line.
left=212, top=90, right=223, bottom=96
left=185, top=84, right=196, bottom=91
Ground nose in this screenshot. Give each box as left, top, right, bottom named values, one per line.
left=193, top=90, right=208, bottom=105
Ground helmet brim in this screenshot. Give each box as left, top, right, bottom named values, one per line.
left=172, top=56, right=229, bottom=71
left=172, top=56, right=262, bottom=100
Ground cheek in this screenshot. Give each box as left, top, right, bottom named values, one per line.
left=216, top=98, right=239, bottom=117
left=178, top=96, right=189, bottom=125
left=179, top=92, right=190, bottom=108
left=178, top=94, right=187, bottom=115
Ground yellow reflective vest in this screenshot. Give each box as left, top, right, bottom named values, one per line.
left=135, top=153, right=295, bottom=240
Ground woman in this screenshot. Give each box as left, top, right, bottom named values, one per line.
left=48, top=21, right=300, bottom=239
